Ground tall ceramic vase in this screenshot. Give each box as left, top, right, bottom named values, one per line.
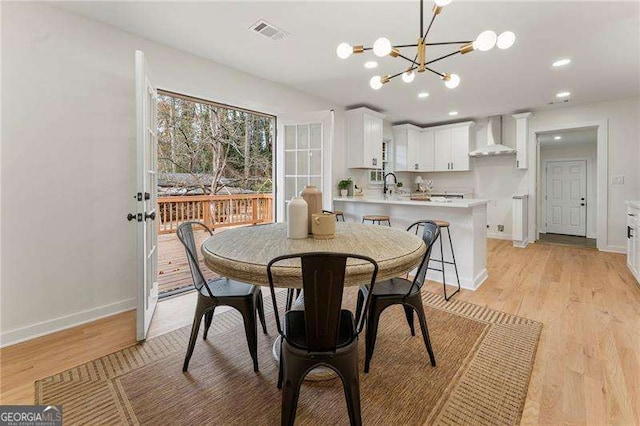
left=301, top=185, right=322, bottom=233
left=287, top=197, right=308, bottom=239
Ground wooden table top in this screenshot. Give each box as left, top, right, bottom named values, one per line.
left=201, top=222, right=426, bottom=288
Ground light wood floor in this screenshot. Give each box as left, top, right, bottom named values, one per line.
left=1, top=240, right=639, bottom=425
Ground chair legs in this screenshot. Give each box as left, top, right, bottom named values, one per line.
left=363, top=293, right=436, bottom=373
left=281, top=343, right=362, bottom=426
left=429, top=226, right=461, bottom=301
left=183, top=289, right=266, bottom=373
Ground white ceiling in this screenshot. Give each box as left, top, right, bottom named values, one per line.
left=538, top=127, right=597, bottom=147
left=56, top=1, right=640, bottom=125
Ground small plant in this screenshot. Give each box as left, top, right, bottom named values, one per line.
left=338, top=178, right=352, bottom=190
left=396, top=181, right=403, bottom=188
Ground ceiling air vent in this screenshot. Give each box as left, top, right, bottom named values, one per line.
left=250, top=19, right=289, bottom=41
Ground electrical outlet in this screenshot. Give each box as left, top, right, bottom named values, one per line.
left=498, top=225, right=504, bottom=232
left=611, top=175, right=625, bottom=185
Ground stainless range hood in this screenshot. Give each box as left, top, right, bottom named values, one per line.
left=469, top=116, right=516, bottom=157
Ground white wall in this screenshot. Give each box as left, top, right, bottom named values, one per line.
left=540, top=141, right=597, bottom=237
left=0, top=2, right=339, bottom=345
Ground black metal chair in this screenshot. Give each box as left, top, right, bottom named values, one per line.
left=267, top=252, right=379, bottom=426
left=177, top=221, right=267, bottom=373
left=356, top=220, right=439, bottom=373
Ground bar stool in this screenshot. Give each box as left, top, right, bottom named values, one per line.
left=322, top=210, right=345, bottom=221
left=362, top=214, right=391, bottom=226
left=428, top=220, right=461, bottom=301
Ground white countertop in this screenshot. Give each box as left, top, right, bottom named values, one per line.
left=333, top=196, right=489, bottom=208
left=627, top=200, right=640, bottom=209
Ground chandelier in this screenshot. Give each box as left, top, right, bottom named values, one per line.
left=336, top=0, right=515, bottom=90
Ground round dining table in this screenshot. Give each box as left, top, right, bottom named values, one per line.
left=201, top=222, right=426, bottom=288
left=201, top=221, right=426, bottom=380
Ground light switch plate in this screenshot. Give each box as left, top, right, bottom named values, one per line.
left=611, top=175, right=625, bottom=185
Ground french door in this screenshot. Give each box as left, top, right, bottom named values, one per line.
left=276, top=111, right=334, bottom=221
left=135, top=50, right=159, bottom=340
left=545, top=160, right=587, bottom=236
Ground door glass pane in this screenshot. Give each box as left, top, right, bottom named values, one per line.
left=309, top=150, right=322, bottom=175
left=285, top=177, right=296, bottom=201
left=285, top=151, right=296, bottom=176
left=310, top=123, right=322, bottom=149
left=297, top=177, right=309, bottom=193
left=297, top=151, right=309, bottom=175
left=310, top=176, right=322, bottom=189
left=297, top=125, right=309, bottom=149
left=285, top=125, right=296, bottom=150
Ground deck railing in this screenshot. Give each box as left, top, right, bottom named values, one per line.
left=157, top=193, right=273, bottom=234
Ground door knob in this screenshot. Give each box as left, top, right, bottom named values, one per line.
left=581, top=197, right=585, bottom=201
left=127, top=213, right=141, bottom=222
left=580, top=203, right=586, bottom=206
left=145, top=212, right=156, bottom=221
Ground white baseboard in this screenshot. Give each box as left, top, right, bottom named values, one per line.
left=513, top=239, right=530, bottom=248
left=0, top=298, right=136, bottom=348
left=602, top=245, right=626, bottom=254
left=426, top=268, right=488, bottom=291
left=487, top=232, right=512, bottom=241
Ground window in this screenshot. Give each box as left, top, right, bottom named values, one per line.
left=283, top=123, right=323, bottom=201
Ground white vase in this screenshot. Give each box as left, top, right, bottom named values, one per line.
left=340, top=189, right=348, bottom=197
left=287, top=197, right=308, bottom=239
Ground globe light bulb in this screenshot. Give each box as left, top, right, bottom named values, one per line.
left=473, top=30, right=497, bottom=52
left=402, top=71, right=415, bottom=83
left=336, top=42, right=353, bottom=59
left=497, top=31, right=516, bottom=49
left=370, top=75, right=383, bottom=90
left=434, top=0, right=452, bottom=5
left=444, top=73, right=460, bottom=89
left=373, top=37, right=392, bottom=57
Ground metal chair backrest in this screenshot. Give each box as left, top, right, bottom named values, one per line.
left=406, top=220, right=440, bottom=296
left=176, top=221, right=214, bottom=298
left=267, top=252, right=378, bottom=352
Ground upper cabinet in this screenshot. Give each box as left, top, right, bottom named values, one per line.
left=395, top=121, right=473, bottom=173
left=346, top=107, right=385, bottom=169
left=513, top=112, right=532, bottom=170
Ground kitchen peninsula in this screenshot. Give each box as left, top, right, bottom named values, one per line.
left=333, top=196, right=489, bottom=290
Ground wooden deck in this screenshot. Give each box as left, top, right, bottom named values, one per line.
left=158, top=230, right=219, bottom=295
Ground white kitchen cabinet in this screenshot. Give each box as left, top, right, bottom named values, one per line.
left=433, top=122, right=473, bottom=171
left=346, top=107, right=385, bottom=169
left=393, top=124, right=426, bottom=172
left=627, top=202, right=640, bottom=284
left=513, top=112, right=532, bottom=170
left=419, top=129, right=435, bottom=172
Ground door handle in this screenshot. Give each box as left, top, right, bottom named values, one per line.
left=127, top=213, right=142, bottom=222
left=629, top=226, right=634, bottom=239
left=145, top=212, right=156, bottom=221
left=580, top=203, right=586, bottom=206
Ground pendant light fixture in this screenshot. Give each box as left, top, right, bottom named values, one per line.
left=336, top=0, right=515, bottom=90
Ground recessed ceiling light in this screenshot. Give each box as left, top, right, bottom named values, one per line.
left=556, top=91, right=571, bottom=98
left=449, top=111, right=458, bottom=116
left=364, top=61, right=378, bottom=69
left=552, top=58, right=571, bottom=67
left=418, top=92, right=429, bottom=98
left=554, top=135, right=562, bottom=140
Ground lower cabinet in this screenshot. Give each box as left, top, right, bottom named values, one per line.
left=628, top=204, right=640, bottom=284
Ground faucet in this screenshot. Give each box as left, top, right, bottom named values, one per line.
left=383, top=172, right=397, bottom=195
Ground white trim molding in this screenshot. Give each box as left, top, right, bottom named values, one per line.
left=529, top=119, right=609, bottom=251
left=0, top=298, right=136, bottom=348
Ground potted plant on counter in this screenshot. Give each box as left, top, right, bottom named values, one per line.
left=338, top=178, right=352, bottom=197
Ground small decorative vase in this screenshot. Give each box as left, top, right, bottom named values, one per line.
left=340, top=189, right=348, bottom=197
left=312, top=212, right=336, bottom=240
left=300, top=185, right=322, bottom=233
left=287, top=197, right=308, bottom=239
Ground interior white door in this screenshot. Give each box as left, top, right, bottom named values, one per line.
left=135, top=50, right=159, bottom=340
left=276, top=111, right=333, bottom=222
left=545, top=160, right=587, bottom=236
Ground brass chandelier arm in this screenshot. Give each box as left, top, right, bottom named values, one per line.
left=426, top=41, right=473, bottom=46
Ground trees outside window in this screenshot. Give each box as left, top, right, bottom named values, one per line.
left=157, top=93, right=274, bottom=196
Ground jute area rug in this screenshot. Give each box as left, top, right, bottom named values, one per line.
left=35, top=289, right=541, bottom=425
